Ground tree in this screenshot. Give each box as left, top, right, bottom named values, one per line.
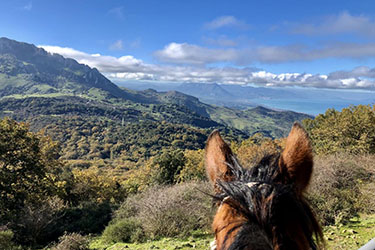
left=303, top=105, right=375, bottom=155
left=176, top=149, right=205, bottom=182
left=154, top=150, right=186, bottom=185
left=0, top=118, right=61, bottom=222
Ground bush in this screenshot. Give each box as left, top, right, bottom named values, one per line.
left=109, top=181, right=213, bottom=241
left=102, top=218, right=144, bottom=243
left=0, top=230, right=21, bottom=250
left=357, top=182, right=375, bottom=214
left=47, top=201, right=113, bottom=239
left=51, top=232, right=89, bottom=250
left=307, top=153, right=373, bottom=225
left=11, top=196, right=66, bottom=246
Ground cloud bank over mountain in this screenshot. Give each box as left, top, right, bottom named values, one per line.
left=39, top=44, right=375, bottom=89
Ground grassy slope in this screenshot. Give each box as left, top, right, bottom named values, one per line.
left=324, top=214, right=375, bottom=250
left=89, top=214, right=375, bottom=250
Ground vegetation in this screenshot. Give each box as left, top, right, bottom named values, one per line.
left=0, top=117, right=61, bottom=223
left=51, top=233, right=90, bottom=250
left=1, top=110, right=375, bottom=249
left=303, top=105, right=375, bottom=154
left=0, top=230, right=22, bottom=250
left=91, top=214, right=375, bottom=250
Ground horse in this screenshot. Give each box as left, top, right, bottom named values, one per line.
left=205, top=123, right=323, bottom=250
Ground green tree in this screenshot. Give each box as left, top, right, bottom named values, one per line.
left=0, top=118, right=60, bottom=222
left=303, top=105, right=375, bottom=155
left=176, top=149, right=206, bottom=182
left=154, top=150, right=186, bottom=185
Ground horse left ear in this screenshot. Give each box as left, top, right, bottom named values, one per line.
left=205, top=130, right=236, bottom=192
left=279, top=123, right=313, bottom=193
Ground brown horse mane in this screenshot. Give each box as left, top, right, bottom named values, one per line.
left=214, top=155, right=323, bottom=249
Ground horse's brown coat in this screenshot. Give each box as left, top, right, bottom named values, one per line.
left=213, top=201, right=247, bottom=249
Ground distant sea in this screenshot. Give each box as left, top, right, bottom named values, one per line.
left=251, top=98, right=373, bottom=116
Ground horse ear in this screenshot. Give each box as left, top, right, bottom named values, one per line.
left=205, top=130, right=236, bottom=189
left=280, top=123, right=313, bottom=193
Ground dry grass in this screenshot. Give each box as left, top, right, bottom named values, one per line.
left=51, top=233, right=89, bottom=250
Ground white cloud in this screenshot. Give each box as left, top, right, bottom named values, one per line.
left=39, top=44, right=375, bottom=90
left=154, top=42, right=238, bottom=64
left=155, top=42, right=375, bottom=65
left=39, top=45, right=144, bottom=73
left=204, top=16, right=249, bottom=30
left=291, top=11, right=375, bottom=37
left=109, top=40, right=123, bottom=51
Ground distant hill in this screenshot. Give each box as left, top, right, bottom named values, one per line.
left=130, top=88, right=313, bottom=138
left=119, top=82, right=294, bottom=109
left=119, top=81, right=375, bottom=115
left=0, top=37, right=157, bottom=102
left=0, top=37, right=313, bottom=163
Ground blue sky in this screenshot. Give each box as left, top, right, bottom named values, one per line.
left=1, top=0, right=375, bottom=89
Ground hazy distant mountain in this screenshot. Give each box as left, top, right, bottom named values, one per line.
left=118, top=81, right=375, bottom=115
left=177, top=82, right=234, bottom=99
left=118, top=82, right=297, bottom=108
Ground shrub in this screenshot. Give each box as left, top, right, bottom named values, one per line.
left=307, top=153, right=373, bottom=225
left=109, top=181, right=213, bottom=241
left=48, top=201, right=113, bottom=238
left=102, top=218, right=144, bottom=243
left=0, top=230, right=22, bottom=250
left=51, top=232, right=89, bottom=250
left=11, top=196, right=66, bottom=246
left=357, top=182, right=375, bottom=214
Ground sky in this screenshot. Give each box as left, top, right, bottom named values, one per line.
left=1, top=0, right=375, bottom=90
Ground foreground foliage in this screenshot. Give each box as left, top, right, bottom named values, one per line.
left=303, top=105, right=375, bottom=155
left=1, top=106, right=375, bottom=249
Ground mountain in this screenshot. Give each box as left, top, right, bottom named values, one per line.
left=0, top=37, right=312, bottom=164
left=118, top=82, right=293, bottom=108
left=130, top=88, right=312, bottom=138
left=118, top=81, right=375, bottom=115
left=0, top=37, right=157, bottom=102
left=177, top=83, right=234, bottom=99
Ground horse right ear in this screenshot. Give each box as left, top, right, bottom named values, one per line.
left=205, top=130, right=236, bottom=191
left=279, top=123, right=313, bottom=194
